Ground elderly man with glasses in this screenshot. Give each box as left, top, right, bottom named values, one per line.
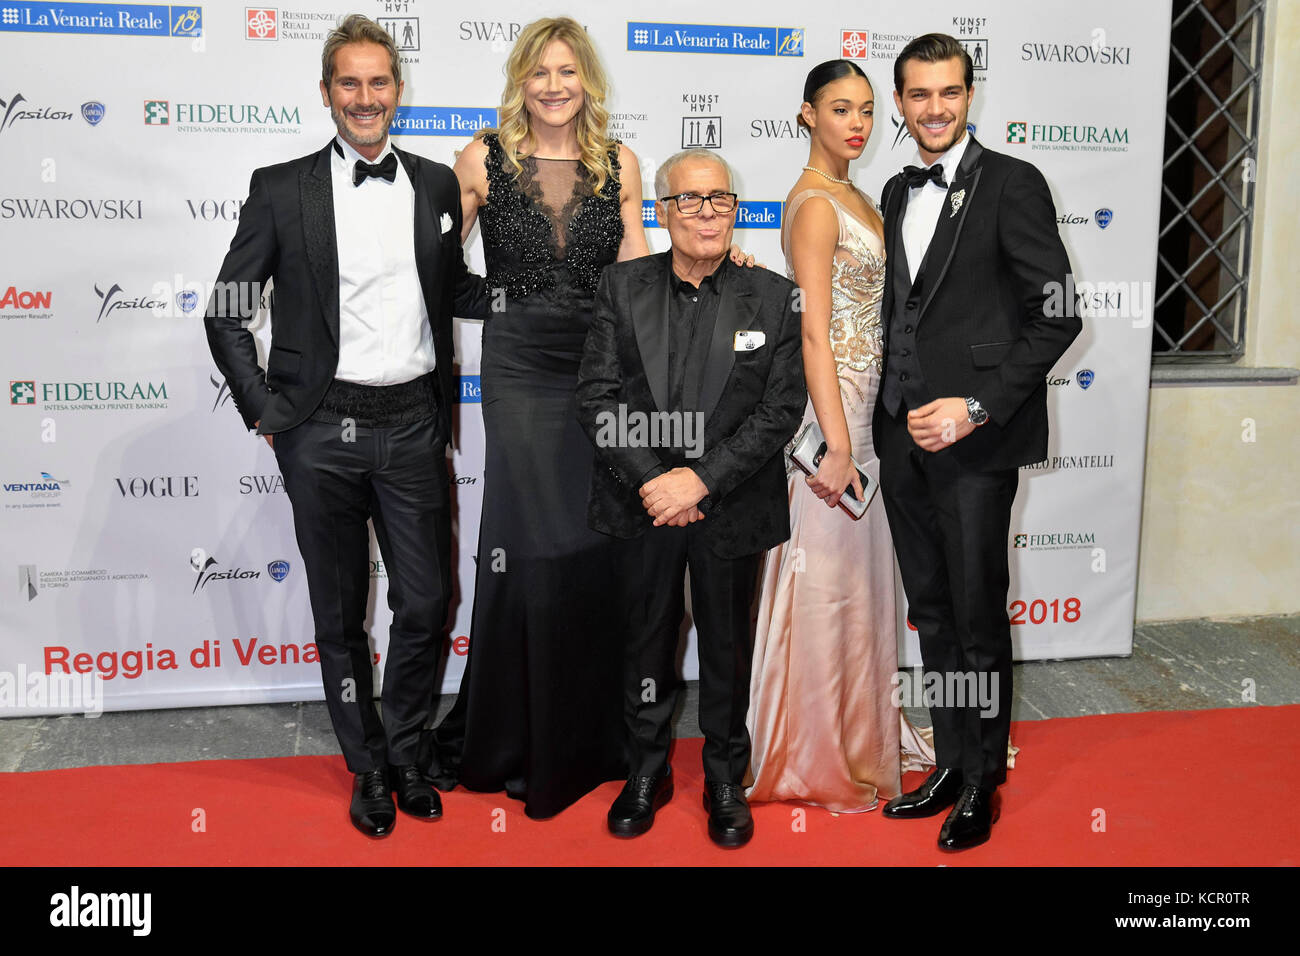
left=576, top=148, right=806, bottom=848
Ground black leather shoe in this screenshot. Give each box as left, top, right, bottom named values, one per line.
left=350, top=769, right=396, bottom=838
left=703, top=782, right=753, bottom=848
left=391, top=764, right=443, bottom=820
left=882, top=767, right=963, bottom=819
left=607, top=772, right=673, bottom=837
left=937, top=784, right=999, bottom=851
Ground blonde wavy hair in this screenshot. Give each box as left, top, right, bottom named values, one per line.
left=485, top=16, right=617, bottom=194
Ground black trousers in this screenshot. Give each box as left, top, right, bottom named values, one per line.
left=876, top=407, right=1017, bottom=790
left=273, top=416, right=451, bottom=774
left=626, top=522, right=761, bottom=785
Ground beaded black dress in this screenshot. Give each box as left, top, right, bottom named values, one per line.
left=434, top=133, right=629, bottom=818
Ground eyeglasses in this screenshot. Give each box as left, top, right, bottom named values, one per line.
left=658, top=191, right=738, bottom=215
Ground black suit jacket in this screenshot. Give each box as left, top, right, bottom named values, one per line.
left=873, top=135, right=1079, bottom=471
left=576, top=253, right=805, bottom=560
left=204, top=140, right=488, bottom=439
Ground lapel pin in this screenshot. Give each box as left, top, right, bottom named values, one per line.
left=949, top=189, right=966, bottom=219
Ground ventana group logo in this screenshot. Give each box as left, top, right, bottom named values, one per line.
left=628, top=21, right=804, bottom=57
left=0, top=4, right=202, bottom=37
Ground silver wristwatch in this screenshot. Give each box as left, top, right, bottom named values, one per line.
left=965, top=397, right=989, bottom=426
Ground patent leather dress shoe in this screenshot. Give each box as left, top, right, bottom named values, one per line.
left=392, top=764, right=443, bottom=820
left=937, top=785, right=999, bottom=851
left=703, top=782, right=754, bottom=848
left=607, top=772, right=673, bottom=837
left=882, top=767, right=963, bottom=819
left=350, top=769, right=396, bottom=838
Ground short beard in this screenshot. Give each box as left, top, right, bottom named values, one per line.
left=330, top=103, right=387, bottom=148
left=913, top=117, right=965, bottom=156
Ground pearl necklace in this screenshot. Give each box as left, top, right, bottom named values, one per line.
left=803, top=165, right=853, bottom=186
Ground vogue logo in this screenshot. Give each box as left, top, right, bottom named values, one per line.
left=115, top=476, right=198, bottom=498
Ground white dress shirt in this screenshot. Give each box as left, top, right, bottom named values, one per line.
left=901, top=132, right=971, bottom=284
left=330, top=135, right=435, bottom=385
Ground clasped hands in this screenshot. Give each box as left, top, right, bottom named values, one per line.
left=639, top=467, right=708, bottom=527
left=906, top=397, right=976, bottom=452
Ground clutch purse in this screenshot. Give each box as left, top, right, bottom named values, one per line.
left=788, top=420, right=879, bottom=520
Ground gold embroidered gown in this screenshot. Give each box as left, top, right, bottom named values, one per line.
left=746, top=188, right=936, bottom=812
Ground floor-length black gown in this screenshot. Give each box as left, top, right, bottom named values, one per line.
left=432, top=133, right=629, bottom=817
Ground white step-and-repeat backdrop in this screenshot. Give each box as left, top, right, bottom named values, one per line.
left=0, top=1, right=1169, bottom=714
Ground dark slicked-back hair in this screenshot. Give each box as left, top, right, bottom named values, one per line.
left=797, top=58, right=871, bottom=130
left=893, top=33, right=973, bottom=93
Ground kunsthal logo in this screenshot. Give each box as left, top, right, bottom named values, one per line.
left=145, top=100, right=300, bottom=134
left=628, top=22, right=804, bottom=57
left=13, top=379, right=169, bottom=411
left=1007, top=120, right=1129, bottom=153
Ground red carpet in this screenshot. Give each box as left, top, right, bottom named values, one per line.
left=2, top=705, right=1295, bottom=866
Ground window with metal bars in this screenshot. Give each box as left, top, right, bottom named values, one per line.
left=1156, top=0, right=1264, bottom=360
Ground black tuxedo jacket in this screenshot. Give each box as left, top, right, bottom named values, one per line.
left=204, top=140, right=488, bottom=439
left=576, top=253, right=805, bottom=560
left=873, top=135, right=1079, bottom=471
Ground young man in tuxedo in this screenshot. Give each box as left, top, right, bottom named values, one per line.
left=576, top=150, right=805, bottom=848
left=204, top=15, right=487, bottom=838
left=873, top=34, right=1080, bottom=849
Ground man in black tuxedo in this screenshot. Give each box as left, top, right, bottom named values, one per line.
left=204, top=15, right=486, bottom=838
left=576, top=149, right=804, bottom=848
left=873, top=34, right=1079, bottom=849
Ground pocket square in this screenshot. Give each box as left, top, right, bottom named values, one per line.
left=734, top=330, right=765, bottom=351
left=440, top=212, right=453, bottom=235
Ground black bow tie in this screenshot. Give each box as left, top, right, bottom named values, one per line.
left=902, top=163, right=946, bottom=189
left=353, top=153, right=398, bottom=187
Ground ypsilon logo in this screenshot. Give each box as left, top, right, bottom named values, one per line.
left=390, top=106, right=497, bottom=136
left=1076, top=369, right=1095, bottom=390
left=190, top=548, right=260, bottom=593
left=267, top=560, right=290, bottom=582
left=0, top=92, right=73, bottom=133
left=0, top=3, right=202, bottom=38
left=628, top=22, right=804, bottom=57
left=210, top=373, right=232, bottom=412
left=95, top=283, right=167, bottom=322
left=1095, top=207, right=1113, bottom=229
left=80, top=101, right=105, bottom=125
